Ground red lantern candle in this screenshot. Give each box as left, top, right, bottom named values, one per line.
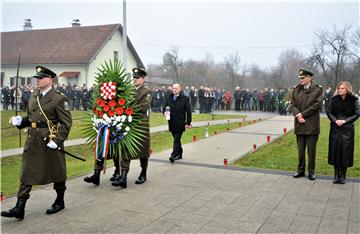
left=224, top=158, right=228, bottom=166
left=253, top=144, right=257, bottom=151
left=192, top=135, right=197, bottom=142
left=266, top=135, right=271, bottom=143
left=283, top=128, right=287, bottom=134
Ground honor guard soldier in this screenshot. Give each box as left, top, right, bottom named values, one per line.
left=1, top=66, right=72, bottom=220
left=291, top=69, right=323, bottom=180
left=111, top=67, right=151, bottom=188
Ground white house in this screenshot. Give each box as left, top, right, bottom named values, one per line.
left=1, top=20, right=144, bottom=88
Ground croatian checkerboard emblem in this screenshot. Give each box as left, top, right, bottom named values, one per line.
left=100, top=82, right=117, bottom=100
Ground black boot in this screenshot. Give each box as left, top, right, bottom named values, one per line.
left=135, top=168, right=147, bottom=184
left=84, top=169, right=101, bottom=185
left=110, top=168, right=120, bottom=182
left=333, top=167, right=340, bottom=184
left=1, top=198, right=27, bottom=220
left=339, top=167, right=347, bottom=184
left=112, top=170, right=127, bottom=188
left=46, top=190, right=65, bottom=215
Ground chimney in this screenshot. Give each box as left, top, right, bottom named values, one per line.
left=23, top=19, right=33, bottom=31
left=71, top=19, right=81, bottom=27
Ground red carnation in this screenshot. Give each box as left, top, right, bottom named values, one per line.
left=96, top=98, right=102, bottom=105
left=116, top=107, right=124, bottom=115
left=99, top=100, right=106, bottom=107
left=108, top=100, right=117, bottom=108
left=125, top=108, right=133, bottom=115
left=108, top=110, right=115, bottom=117
left=118, top=98, right=126, bottom=106
left=103, top=105, right=110, bottom=112
left=99, top=112, right=104, bottom=118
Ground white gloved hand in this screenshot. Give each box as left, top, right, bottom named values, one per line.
left=11, top=116, right=22, bottom=126
left=47, top=140, right=58, bottom=149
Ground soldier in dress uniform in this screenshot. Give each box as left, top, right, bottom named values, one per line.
left=111, top=67, right=151, bottom=188
left=1, top=66, right=72, bottom=220
left=291, top=69, right=323, bottom=180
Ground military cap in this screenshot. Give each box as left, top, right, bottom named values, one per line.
left=298, top=69, right=313, bottom=77
left=132, top=67, right=147, bottom=78
left=32, top=66, right=57, bottom=79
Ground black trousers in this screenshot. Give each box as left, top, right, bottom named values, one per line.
left=296, top=134, right=319, bottom=175
left=17, top=181, right=66, bottom=200
left=171, top=131, right=183, bottom=158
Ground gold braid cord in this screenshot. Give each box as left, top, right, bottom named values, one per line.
left=37, top=96, right=60, bottom=140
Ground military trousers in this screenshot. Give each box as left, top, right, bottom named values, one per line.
left=17, top=181, right=66, bottom=200
left=296, top=134, right=319, bottom=175
left=121, top=157, right=148, bottom=172
left=94, top=158, right=119, bottom=171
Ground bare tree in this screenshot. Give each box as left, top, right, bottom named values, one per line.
left=277, top=49, right=306, bottom=87
left=311, top=24, right=357, bottom=88
left=223, top=51, right=242, bottom=90
left=162, top=46, right=182, bottom=84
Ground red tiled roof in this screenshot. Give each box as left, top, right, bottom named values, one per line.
left=1, top=24, right=144, bottom=68
left=59, top=72, right=80, bottom=78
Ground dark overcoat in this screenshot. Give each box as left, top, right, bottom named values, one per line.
left=164, top=93, right=192, bottom=133
left=327, top=94, right=360, bottom=167
left=291, top=82, right=323, bottom=135
left=17, top=88, right=72, bottom=185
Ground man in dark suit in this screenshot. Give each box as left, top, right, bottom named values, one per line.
left=163, top=83, right=192, bottom=163
left=291, top=69, right=323, bottom=180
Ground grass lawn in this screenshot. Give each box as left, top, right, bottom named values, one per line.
left=233, top=118, right=360, bottom=178
left=0, top=110, right=245, bottom=150
left=1, top=121, right=249, bottom=197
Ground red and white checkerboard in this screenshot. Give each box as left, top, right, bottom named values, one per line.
left=100, top=82, right=117, bottom=100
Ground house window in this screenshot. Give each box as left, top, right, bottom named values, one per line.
left=10, top=77, right=25, bottom=86
left=27, top=77, right=31, bottom=85
left=114, top=51, right=119, bottom=61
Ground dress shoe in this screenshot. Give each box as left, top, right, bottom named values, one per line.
left=169, top=157, right=175, bottom=163
left=174, top=155, right=182, bottom=160
left=293, top=172, right=305, bottom=178
left=308, top=174, right=316, bottom=180
left=46, top=201, right=64, bottom=215
left=135, top=174, right=146, bottom=184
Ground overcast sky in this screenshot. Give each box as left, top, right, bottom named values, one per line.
left=1, top=0, right=359, bottom=69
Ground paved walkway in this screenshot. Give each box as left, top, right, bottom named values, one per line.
left=1, top=115, right=359, bottom=233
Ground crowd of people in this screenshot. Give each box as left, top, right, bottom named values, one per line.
left=150, top=85, right=360, bottom=115
left=2, top=83, right=360, bottom=115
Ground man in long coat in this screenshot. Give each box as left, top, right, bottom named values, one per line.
left=1, top=66, right=72, bottom=220
left=291, top=69, right=323, bottom=180
left=111, top=68, right=151, bottom=188
left=163, top=83, right=192, bottom=163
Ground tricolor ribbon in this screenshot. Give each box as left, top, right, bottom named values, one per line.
left=95, top=125, right=110, bottom=173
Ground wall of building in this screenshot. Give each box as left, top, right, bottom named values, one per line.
left=87, top=30, right=138, bottom=87
left=1, top=65, right=86, bottom=87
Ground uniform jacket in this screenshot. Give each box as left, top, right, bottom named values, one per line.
left=327, top=94, right=360, bottom=167
left=133, top=85, right=151, bottom=159
left=17, top=88, right=72, bottom=185
left=291, top=82, right=323, bottom=135
left=164, top=93, right=192, bottom=133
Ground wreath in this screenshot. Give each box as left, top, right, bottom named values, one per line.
left=83, top=60, right=147, bottom=163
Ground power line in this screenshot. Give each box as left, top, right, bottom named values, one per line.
left=134, top=42, right=313, bottom=50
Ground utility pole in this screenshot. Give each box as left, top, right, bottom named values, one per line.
left=122, top=0, right=128, bottom=78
